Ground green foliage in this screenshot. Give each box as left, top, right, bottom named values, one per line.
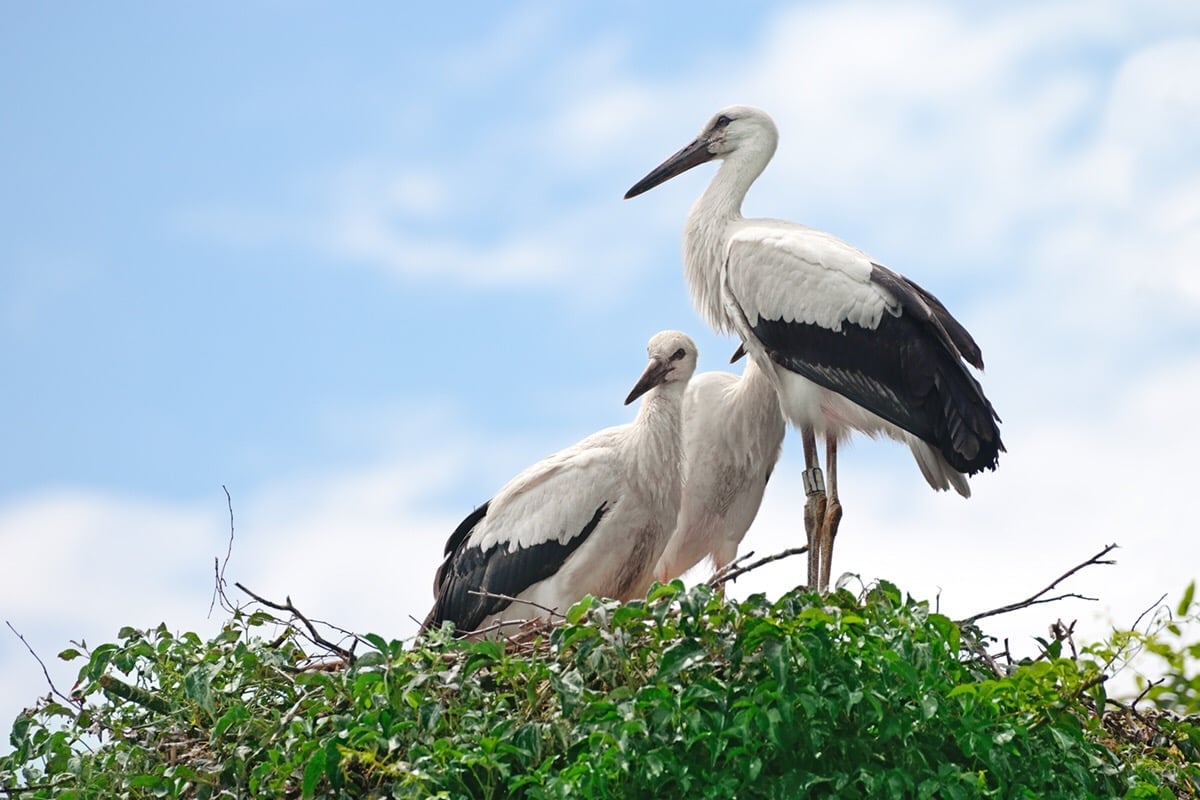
left=1132, top=582, right=1200, bottom=716
left=3, top=583, right=1197, bottom=798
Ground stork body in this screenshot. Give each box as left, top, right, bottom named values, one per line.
left=655, top=356, right=784, bottom=584
left=626, top=106, right=1003, bottom=591
left=421, top=331, right=698, bottom=636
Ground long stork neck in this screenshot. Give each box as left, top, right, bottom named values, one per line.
left=627, top=388, right=685, bottom=513
left=683, top=151, right=771, bottom=332
left=737, top=358, right=780, bottom=415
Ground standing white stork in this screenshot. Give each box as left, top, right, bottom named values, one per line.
left=654, top=353, right=784, bottom=585
left=421, top=331, right=698, bottom=636
left=625, top=105, right=1003, bottom=592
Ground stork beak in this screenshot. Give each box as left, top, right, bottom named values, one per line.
left=730, top=343, right=747, bottom=363
left=625, top=358, right=671, bottom=405
left=624, top=137, right=715, bottom=199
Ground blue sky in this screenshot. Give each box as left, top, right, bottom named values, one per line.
left=3, top=2, right=1200, bottom=742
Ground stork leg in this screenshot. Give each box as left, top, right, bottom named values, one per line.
left=800, top=426, right=827, bottom=591
left=818, top=437, right=843, bottom=592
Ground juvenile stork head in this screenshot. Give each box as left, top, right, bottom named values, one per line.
left=624, top=105, right=779, bottom=199
left=625, top=330, right=698, bottom=405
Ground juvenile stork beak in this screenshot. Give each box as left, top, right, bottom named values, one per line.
left=624, top=137, right=715, bottom=199
left=625, top=357, right=671, bottom=405
left=730, top=342, right=747, bottom=363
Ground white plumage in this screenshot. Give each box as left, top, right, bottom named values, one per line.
left=654, top=355, right=784, bottom=584
left=422, top=331, right=698, bottom=636
left=626, top=105, right=1003, bottom=591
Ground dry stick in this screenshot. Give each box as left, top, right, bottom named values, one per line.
left=5, top=621, right=79, bottom=709
left=234, top=582, right=355, bottom=662
left=1131, top=592, right=1169, bottom=632
left=466, top=589, right=565, bottom=620
left=709, top=546, right=809, bottom=588
left=961, top=543, right=1118, bottom=624
left=1104, top=695, right=1155, bottom=730
left=708, top=549, right=758, bottom=584
left=1131, top=677, right=1165, bottom=709
left=209, top=485, right=238, bottom=618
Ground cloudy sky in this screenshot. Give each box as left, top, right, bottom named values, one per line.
left=3, top=2, right=1199, bottom=742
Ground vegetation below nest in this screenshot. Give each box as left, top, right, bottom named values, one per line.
left=3, top=576, right=1198, bottom=799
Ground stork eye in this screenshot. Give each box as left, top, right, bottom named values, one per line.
left=715, top=114, right=732, bottom=128
left=670, top=348, right=686, bottom=361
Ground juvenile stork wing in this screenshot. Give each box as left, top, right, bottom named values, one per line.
left=723, top=223, right=1002, bottom=475
left=421, top=433, right=623, bottom=634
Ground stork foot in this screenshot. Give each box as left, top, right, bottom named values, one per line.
left=817, top=496, right=843, bottom=592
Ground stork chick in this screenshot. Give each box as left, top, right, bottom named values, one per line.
left=421, top=331, right=698, bottom=637
left=655, top=352, right=784, bottom=586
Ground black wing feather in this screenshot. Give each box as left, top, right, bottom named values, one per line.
left=753, top=266, right=1003, bottom=475
left=421, top=501, right=610, bottom=635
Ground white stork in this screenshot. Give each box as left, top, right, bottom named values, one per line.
left=654, top=352, right=784, bottom=585
left=625, top=105, right=1003, bottom=592
left=421, top=331, right=698, bottom=636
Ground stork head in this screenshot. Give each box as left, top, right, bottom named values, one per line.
left=625, top=330, right=698, bottom=405
left=624, top=105, right=779, bottom=199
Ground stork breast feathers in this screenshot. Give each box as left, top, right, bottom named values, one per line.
left=725, top=223, right=898, bottom=332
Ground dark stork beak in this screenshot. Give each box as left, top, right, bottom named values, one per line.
left=625, top=357, right=671, bottom=405
left=624, top=137, right=715, bottom=199
left=730, top=342, right=747, bottom=363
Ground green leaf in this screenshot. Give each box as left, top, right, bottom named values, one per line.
left=301, top=747, right=326, bottom=798
left=183, top=662, right=219, bottom=718
left=1178, top=581, right=1196, bottom=617
left=363, top=632, right=390, bottom=653
left=211, top=704, right=249, bottom=741
left=354, top=651, right=386, bottom=669
left=57, top=648, right=82, bottom=661
left=565, top=595, right=596, bottom=624
left=656, top=639, right=705, bottom=680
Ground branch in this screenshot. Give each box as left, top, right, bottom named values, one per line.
left=234, top=583, right=355, bottom=663
left=466, top=589, right=565, bottom=620
left=961, top=543, right=1118, bottom=624
left=708, top=546, right=809, bottom=588
left=5, top=621, right=79, bottom=709
left=1132, top=677, right=1165, bottom=709
left=0, top=777, right=75, bottom=796
left=209, top=485, right=238, bottom=618
left=1131, top=592, right=1169, bottom=632
left=98, top=674, right=173, bottom=716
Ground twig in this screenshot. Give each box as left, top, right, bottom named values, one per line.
left=961, top=543, right=1118, bottom=624
left=5, top=621, right=79, bottom=709
left=708, top=550, right=757, bottom=585
left=467, top=589, right=565, bottom=619
left=464, top=617, right=536, bottom=639
left=1131, top=592, right=1169, bottom=632
left=1105, top=696, right=1154, bottom=729
left=1132, top=677, right=1165, bottom=709
left=961, top=631, right=1006, bottom=677
left=209, top=485, right=238, bottom=618
left=234, top=583, right=355, bottom=663
left=709, top=546, right=809, bottom=588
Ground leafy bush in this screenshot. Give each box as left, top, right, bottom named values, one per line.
left=3, top=581, right=1197, bottom=798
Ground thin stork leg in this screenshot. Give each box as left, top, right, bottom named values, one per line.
left=800, top=426, right=827, bottom=591
left=818, top=437, right=843, bottom=592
